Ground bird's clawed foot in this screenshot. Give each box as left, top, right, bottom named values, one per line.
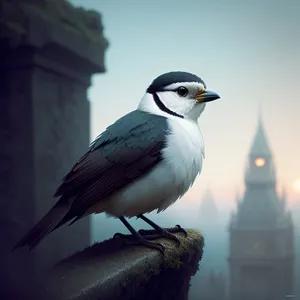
left=138, top=228, right=181, bottom=247
left=137, top=215, right=188, bottom=247
left=113, top=232, right=165, bottom=255
left=114, top=217, right=165, bottom=255
left=165, top=224, right=188, bottom=237
left=114, top=216, right=187, bottom=254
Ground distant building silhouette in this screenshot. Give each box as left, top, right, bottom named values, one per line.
left=228, top=116, right=294, bottom=300
left=190, top=190, right=228, bottom=300
left=291, top=202, right=300, bottom=300
left=199, top=188, right=218, bottom=220
left=201, top=270, right=227, bottom=300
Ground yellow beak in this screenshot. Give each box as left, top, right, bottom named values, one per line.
left=195, top=89, right=220, bottom=103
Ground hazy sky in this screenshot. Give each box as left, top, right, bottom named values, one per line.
left=70, top=0, right=300, bottom=208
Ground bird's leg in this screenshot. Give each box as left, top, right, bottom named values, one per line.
left=136, top=215, right=188, bottom=247
left=113, top=216, right=165, bottom=255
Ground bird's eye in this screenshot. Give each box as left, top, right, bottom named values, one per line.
left=176, top=86, right=188, bottom=97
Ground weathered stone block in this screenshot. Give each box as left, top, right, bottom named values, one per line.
left=45, top=230, right=204, bottom=300
left=0, top=0, right=108, bottom=298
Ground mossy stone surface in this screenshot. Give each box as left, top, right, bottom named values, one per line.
left=45, top=229, right=204, bottom=300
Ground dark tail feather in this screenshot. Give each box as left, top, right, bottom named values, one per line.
left=12, top=202, right=71, bottom=251
left=48, top=211, right=80, bottom=234
left=67, top=214, right=83, bottom=227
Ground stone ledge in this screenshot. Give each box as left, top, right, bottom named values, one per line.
left=0, top=0, right=108, bottom=74
left=45, top=229, right=204, bottom=300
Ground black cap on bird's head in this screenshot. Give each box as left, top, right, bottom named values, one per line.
left=140, top=71, right=220, bottom=121
left=147, top=71, right=206, bottom=93
left=146, top=71, right=220, bottom=104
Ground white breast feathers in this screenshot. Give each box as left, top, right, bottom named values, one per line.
left=157, top=117, right=205, bottom=211
left=98, top=117, right=205, bottom=217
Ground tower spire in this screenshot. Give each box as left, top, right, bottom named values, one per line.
left=199, top=187, right=218, bottom=218
left=258, top=102, right=262, bottom=124
left=238, top=113, right=283, bottom=228
left=249, top=112, right=271, bottom=157
left=245, top=113, right=276, bottom=186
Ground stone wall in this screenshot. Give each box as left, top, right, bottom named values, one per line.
left=45, top=230, right=204, bottom=300
left=0, top=0, right=108, bottom=298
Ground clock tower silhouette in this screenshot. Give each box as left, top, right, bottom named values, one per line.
left=228, top=116, right=294, bottom=300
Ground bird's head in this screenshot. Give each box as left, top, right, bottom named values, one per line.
left=138, top=71, right=220, bottom=121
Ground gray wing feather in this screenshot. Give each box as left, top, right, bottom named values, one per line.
left=54, top=110, right=168, bottom=220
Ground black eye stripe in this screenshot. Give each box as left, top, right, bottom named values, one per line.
left=151, top=93, right=184, bottom=119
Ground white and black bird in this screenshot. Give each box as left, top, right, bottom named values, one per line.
left=13, top=71, right=220, bottom=254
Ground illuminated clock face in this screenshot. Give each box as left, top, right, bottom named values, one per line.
left=254, top=157, right=265, bottom=167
